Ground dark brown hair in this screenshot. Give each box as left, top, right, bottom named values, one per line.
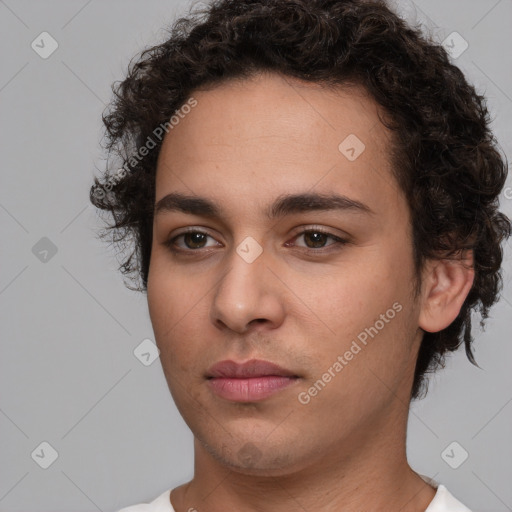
left=90, top=0, right=511, bottom=400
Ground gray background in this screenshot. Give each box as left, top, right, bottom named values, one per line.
left=1, top=0, right=511, bottom=511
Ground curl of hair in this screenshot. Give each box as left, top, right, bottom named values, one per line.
left=90, top=0, right=511, bottom=400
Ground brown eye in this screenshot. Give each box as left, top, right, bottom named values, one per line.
left=164, top=230, right=219, bottom=252
left=182, top=232, right=208, bottom=249
left=302, top=231, right=330, bottom=248
left=293, top=229, right=346, bottom=250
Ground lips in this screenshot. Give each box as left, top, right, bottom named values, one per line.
left=206, top=359, right=298, bottom=379
left=206, top=359, right=300, bottom=402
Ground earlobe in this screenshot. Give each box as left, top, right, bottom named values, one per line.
left=418, top=251, right=475, bottom=333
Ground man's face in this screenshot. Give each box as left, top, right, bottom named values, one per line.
left=147, top=72, right=423, bottom=474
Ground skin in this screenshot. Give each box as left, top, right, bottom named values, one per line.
left=146, top=71, right=474, bottom=512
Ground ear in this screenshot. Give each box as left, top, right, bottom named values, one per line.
left=418, top=250, right=475, bottom=333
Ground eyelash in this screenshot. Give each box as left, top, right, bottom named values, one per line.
left=163, top=227, right=348, bottom=256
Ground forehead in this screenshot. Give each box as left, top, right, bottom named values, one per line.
left=155, top=72, right=401, bottom=219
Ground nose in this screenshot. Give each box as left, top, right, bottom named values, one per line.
left=210, top=246, right=286, bottom=334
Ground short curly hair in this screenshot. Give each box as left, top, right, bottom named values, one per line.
left=90, top=0, right=511, bottom=400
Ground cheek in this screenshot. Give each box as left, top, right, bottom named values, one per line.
left=147, top=249, right=200, bottom=328
left=303, top=247, right=417, bottom=390
left=147, top=257, right=211, bottom=365
left=313, top=257, right=409, bottom=334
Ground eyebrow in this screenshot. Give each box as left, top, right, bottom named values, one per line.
left=154, top=191, right=374, bottom=219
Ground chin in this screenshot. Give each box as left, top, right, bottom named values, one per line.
left=201, top=435, right=311, bottom=476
